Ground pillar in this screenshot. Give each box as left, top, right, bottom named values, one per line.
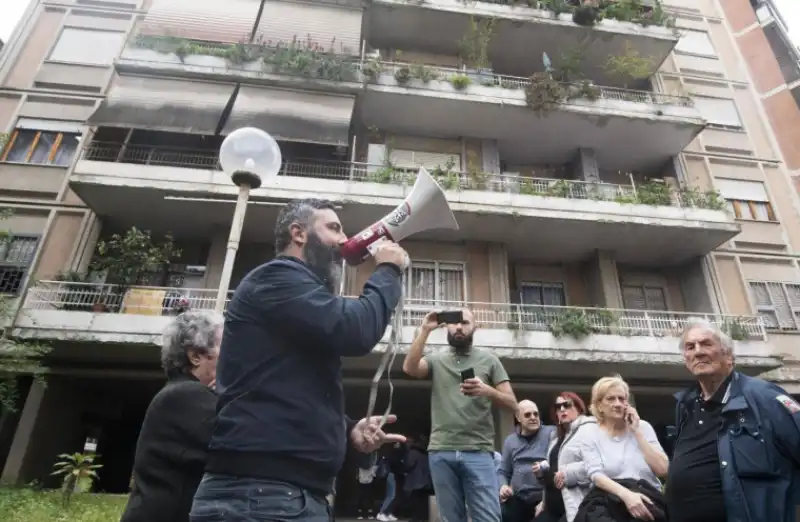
left=488, top=243, right=510, bottom=304
left=584, top=250, right=623, bottom=309
left=203, top=228, right=227, bottom=288
left=494, top=407, right=516, bottom=450
left=1, top=381, right=45, bottom=484
left=481, top=139, right=501, bottom=173
left=571, top=148, right=600, bottom=183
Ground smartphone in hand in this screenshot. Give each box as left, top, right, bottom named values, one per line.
left=436, top=310, right=464, bottom=324
left=460, top=368, right=475, bottom=382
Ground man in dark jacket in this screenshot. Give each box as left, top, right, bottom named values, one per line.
left=120, top=311, right=221, bottom=522
left=192, top=198, right=408, bottom=522
left=668, top=318, right=800, bottom=522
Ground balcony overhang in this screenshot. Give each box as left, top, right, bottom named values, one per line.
left=70, top=159, right=740, bottom=264
left=14, top=312, right=779, bottom=380
left=358, top=80, right=705, bottom=171
left=114, top=48, right=364, bottom=98
left=367, top=0, right=679, bottom=87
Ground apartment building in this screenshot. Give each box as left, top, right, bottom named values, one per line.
left=720, top=0, right=800, bottom=184
left=0, top=0, right=799, bottom=510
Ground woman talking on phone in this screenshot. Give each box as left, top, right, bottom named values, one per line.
left=574, top=375, right=669, bottom=522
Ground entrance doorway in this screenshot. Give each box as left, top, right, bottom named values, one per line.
left=336, top=380, right=431, bottom=519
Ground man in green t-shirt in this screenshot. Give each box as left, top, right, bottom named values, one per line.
left=402, top=308, right=517, bottom=522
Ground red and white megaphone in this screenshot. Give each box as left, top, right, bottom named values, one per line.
left=340, top=167, right=460, bottom=265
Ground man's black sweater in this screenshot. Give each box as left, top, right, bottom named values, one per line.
left=206, top=256, right=403, bottom=496
left=120, top=374, right=216, bottom=522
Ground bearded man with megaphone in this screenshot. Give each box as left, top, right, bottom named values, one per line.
left=191, top=198, right=409, bottom=522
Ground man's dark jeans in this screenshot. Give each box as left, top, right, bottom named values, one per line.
left=502, top=493, right=541, bottom=522
left=190, top=473, right=332, bottom=522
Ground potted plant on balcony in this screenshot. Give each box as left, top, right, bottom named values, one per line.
left=572, top=0, right=601, bottom=26
left=89, top=227, right=182, bottom=314
left=458, top=16, right=497, bottom=85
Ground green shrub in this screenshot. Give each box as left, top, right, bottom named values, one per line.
left=0, top=488, right=127, bottom=522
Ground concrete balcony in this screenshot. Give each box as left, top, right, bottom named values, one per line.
left=367, top=0, right=679, bottom=87
left=16, top=282, right=779, bottom=382
left=363, top=61, right=704, bottom=172
left=14, top=281, right=228, bottom=348
left=115, top=38, right=363, bottom=96
left=70, top=143, right=740, bottom=265
left=355, top=299, right=779, bottom=383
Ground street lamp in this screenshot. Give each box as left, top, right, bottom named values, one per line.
left=214, top=127, right=282, bottom=312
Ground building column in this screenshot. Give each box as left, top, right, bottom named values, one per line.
left=488, top=243, right=510, bottom=304
left=494, top=407, right=516, bottom=450
left=584, top=250, right=623, bottom=309
left=481, top=139, right=501, bottom=174
left=203, top=228, right=227, bottom=288
left=571, top=148, right=600, bottom=183
left=1, top=381, right=45, bottom=484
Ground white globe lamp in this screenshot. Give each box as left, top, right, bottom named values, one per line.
left=213, top=127, right=282, bottom=312
left=219, top=127, right=282, bottom=189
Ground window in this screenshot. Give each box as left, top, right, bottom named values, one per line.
left=622, top=285, right=668, bottom=311
left=520, top=282, right=566, bottom=307
left=0, top=236, right=39, bottom=295
left=693, top=97, right=743, bottom=129
left=405, top=261, right=465, bottom=306
left=1, top=119, right=82, bottom=166
left=391, top=150, right=462, bottom=171
left=716, top=178, right=776, bottom=221
left=749, top=281, right=800, bottom=330
left=49, top=28, right=125, bottom=66
left=675, top=30, right=717, bottom=57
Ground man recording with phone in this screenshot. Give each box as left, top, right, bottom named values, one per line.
left=403, top=308, right=517, bottom=522
left=192, top=199, right=409, bottom=522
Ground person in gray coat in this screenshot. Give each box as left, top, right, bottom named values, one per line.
left=498, top=400, right=555, bottom=522
left=535, top=392, right=595, bottom=522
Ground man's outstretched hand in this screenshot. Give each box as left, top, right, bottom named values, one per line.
left=350, top=415, right=406, bottom=453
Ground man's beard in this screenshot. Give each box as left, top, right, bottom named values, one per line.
left=448, top=331, right=473, bottom=355
left=304, top=232, right=343, bottom=294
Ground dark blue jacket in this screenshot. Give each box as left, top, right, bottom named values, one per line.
left=206, top=256, right=403, bottom=495
left=674, top=371, right=800, bottom=522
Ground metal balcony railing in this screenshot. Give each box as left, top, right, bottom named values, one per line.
left=399, top=299, right=767, bottom=341
left=23, top=281, right=232, bottom=315
left=373, top=61, right=695, bottom=107
left=23, top=282, right=766, bottom=342
left=77, top=142, right=680, bottom=206
left=119, top=35, right=694, bottom=109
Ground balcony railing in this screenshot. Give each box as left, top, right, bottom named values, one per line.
left=23, top=281, right=232, bottom=315
left=22, top=282, right=766, bottom=343
left=78, top=142, right=726, bottom=211
left=120, top=36, right=693, bottom=109
left=372, top=61, right=694, bottom=108
left=400, top=299, right=767, bottom=342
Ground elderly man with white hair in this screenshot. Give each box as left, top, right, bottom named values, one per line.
left=666, top=318, right=800, bottom=522
left=121, top=311, right=222, bottom=522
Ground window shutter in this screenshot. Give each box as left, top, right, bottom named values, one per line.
left=716, top=179, right=769, bottom=202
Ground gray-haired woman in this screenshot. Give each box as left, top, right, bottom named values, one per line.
left=120, top=311, right=222, bottom=522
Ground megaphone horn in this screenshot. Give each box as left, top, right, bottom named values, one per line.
left=340, top=167, right=460, bottom=266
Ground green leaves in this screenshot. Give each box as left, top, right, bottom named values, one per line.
left=89, top=227, right=181, bottom=288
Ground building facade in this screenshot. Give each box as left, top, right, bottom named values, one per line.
left=719, top=0, right=800, bottom=186
left=0, top=0, right=799, bottom=511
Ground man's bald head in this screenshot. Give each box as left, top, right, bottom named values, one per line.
left=516, top=399, right=541, bottom=434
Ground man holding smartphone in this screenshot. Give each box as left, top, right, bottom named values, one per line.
left=403, top=308, right=517, bottom=522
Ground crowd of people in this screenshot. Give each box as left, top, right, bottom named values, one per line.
left=116, top=198, right=800, bottom=522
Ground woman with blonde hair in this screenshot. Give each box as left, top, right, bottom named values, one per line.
left=575, top=375, right=669, bottom=522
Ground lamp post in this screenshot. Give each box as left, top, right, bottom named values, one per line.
left=214, top=127, right=282, bottom=313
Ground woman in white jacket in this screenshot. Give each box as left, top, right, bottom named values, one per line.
left=535, top=391, right=595, bottom=522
